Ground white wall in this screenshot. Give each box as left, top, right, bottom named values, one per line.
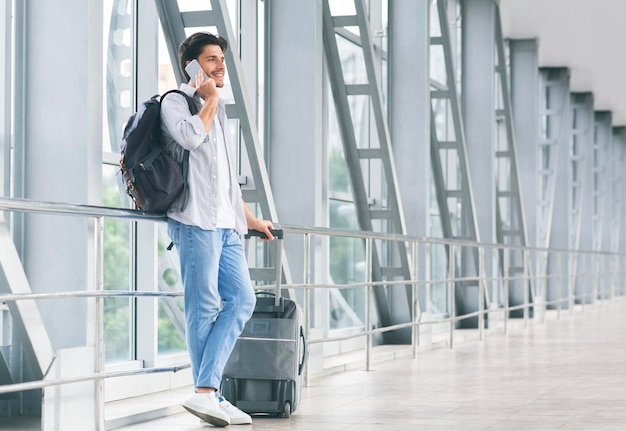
left=500, top=0, right=626, bottom=124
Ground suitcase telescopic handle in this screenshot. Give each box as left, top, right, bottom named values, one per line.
left=244, top=228, right=284, bottom=240
left=245, top=228, right=284, bottom=306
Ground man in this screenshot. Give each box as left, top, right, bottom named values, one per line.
left=161, top=32, right=274, bottom=427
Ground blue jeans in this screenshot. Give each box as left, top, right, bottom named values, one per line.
left=167, top=220, right=256, bottom=390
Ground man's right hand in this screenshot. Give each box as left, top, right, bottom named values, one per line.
left=195, top=72, right=219, bottom=101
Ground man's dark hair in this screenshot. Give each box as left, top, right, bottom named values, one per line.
left=178, top=32, right=228, bottom=81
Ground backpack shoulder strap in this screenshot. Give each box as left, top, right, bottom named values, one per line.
left=160, top=89, right=196, bottom=213
left=161, top=89, right=199, bottom=115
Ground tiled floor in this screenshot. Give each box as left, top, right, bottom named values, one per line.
left=110, top=298, right=626, bottom=430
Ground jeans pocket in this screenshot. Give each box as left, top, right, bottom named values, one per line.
left=224, top=228, right=242, bottom=246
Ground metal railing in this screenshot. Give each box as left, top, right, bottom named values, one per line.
left=277, top=224, right=625, bottom=386
left=0, top=197, right=624, bottom=426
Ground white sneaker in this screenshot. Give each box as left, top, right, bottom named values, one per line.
left=182, top=392, right=230, bottom=427
left=218, top=396, right=252, bottom=425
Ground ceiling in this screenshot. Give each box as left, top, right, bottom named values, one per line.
left=499, top=0, right=626, bottom=125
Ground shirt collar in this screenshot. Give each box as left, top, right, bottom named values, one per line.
left=179, top=83, right=197, bottom=98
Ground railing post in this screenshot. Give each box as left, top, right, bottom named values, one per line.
left=583, top=253, right=593, bottom=305
left=94, top=216, right=105, bottom=431
left=619, top=256, right=626, bottom=296
left=620, top=256, right=626, bottom=296
left=365, top=237, right=372, bottom=370
left=478, top=246, right=485, bottom=341
left=569, top=251, right=575, bottom=315
left=516, top=248, right=531, bottom=328
left=610, top=255, right=616, bottom=300
left=539, top=250, right=548, bottom=319
left=505, top=246, right=512, bottom=332
left=578, top=253, right=587, bottom=312
left=448, top=244, right=455, bottom=349
left=411, top=241, right=419, bottom=358
left=303, top=233, right=311, bottom=387
left=574, top=251, right=581, bottom=312
left=556, top=252, right=562, bottom=320
left=599, top=254, right=604, bottom=303
left=591, top=254, right=600, bottom=304
left=605, top=255, right=609, bottom=301
left=601, top=255, right=606, bottom=302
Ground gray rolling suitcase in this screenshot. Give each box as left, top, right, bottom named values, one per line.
left=221, top=229, right=306, bottom=418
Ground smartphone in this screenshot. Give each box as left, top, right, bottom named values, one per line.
left=184, top=59, right=208, bottom=83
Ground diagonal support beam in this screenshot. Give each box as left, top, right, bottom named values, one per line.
left=322, top=0, right=414, bottom=333
left=0, top=220, right=55, bottom=381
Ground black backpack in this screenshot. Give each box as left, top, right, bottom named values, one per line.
left=119, top=90, right=198, bottom=212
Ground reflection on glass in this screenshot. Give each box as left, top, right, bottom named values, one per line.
left=105, top=0, right=132, bottom=155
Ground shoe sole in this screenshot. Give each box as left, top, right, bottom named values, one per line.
left=229, top=418, right=252, bottom=425
left=183, top=405, right=230, bottom=427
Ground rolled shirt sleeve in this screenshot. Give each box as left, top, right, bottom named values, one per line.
left=160, top=89, right=207, bottom=151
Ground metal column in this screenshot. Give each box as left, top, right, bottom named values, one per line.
left=618, top=129, right=626, bottom=291
left=593, top=112, right=611, bottom=299
left=570, top=93, right=594, bottom=303
left=611, top=127, right=624, bottom=297
left=510, top=39, right=540, bottom=308
left=0, top=0, right=10, bottom=198
left=265, top=1, right=323, bottom=289
left=388, top=0, right=430, bottom=315
left=493, top=5, right=532, bottom=316
left=430, top=0, right=482, bottom=325
left=610, top=127, right=624, bottom=255
left=460, top=0, right=495, bottom=326
left=538, top=68, right=570, bottom=307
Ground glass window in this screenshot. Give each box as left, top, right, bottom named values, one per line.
left=157, top=224, right=186, bottom=355
left=103, top=0, right=135, bottom=364
left=328, top=148, right=365, bottom=328
left=336, top=35, right=367, bottom=86
left=103, top=0, right=133, bottom=158
left=326, top=26, right=367, bottom=331
left=102, top=164, right=133, bottom=362
left=328, top=199, right=365, bottom=329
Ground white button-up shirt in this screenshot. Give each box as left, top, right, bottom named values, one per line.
left=160, top=84, right=246, bottom=234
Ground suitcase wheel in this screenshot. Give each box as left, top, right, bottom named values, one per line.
left=281, top=401, right=291, bottom=418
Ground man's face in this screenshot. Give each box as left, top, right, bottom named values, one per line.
left=197, top=44, right=226, bottom=88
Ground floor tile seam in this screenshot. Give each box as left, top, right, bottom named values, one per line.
left=561, top=413, right=626, bottom=427
left=481, top=413, right=578, bottom=425
left=450, top=408, right=520, bottom=420
left=572, top=406, right=626, bottom=417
